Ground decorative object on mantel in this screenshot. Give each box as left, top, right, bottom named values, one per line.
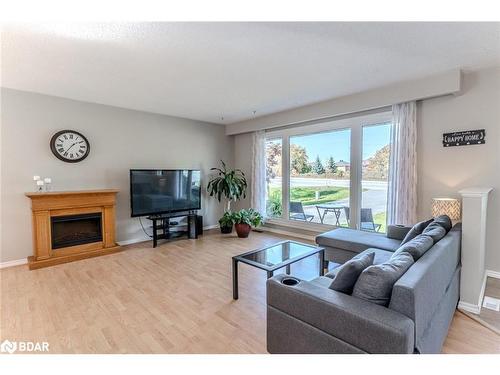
left=431, top=198, right=461, bottom=221
left=25, top=189, right=120, bottom=270
left=33, top=175, right=41, bottom=191
left=43, top=177, right=52, bottom=191
left=442, top=129, right=485, bottom=147
left=50, top=129, right=90, bottom=163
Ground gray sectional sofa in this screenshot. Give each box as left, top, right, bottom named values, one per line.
left=266, top=222, right=461, bottom=354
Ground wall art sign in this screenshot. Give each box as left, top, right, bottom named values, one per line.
left=443, top=129, right=485, bottom=147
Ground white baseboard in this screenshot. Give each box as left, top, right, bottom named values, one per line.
left=203, top=224, right=219, bottom=230
left=0, top=258, right=28, bottom=269
left=458, top=301, right=481, bottom=315
left=117, top=237, right=150, bottom=246
left=259, top=226, right=316, bottom=242
left=459, top=269, right=500, bottom=315
left=117, top=224, right=219, bottom=246
left=0, top=225, right=221, bottom=269
left=486, top=269, right=500, bottom=279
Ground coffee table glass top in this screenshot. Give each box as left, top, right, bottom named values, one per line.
left=234, top=240, right=323, bottom=271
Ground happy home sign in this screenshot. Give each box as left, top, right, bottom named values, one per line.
left=443, top=129, right=486, bottom=147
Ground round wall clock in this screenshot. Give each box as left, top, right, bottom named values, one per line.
left=50, top=130, right=90, bottom=163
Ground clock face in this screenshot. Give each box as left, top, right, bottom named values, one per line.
left=50, top=130, right=90, bottom=163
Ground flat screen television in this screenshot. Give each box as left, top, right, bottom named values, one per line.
left=130, top=169, right=201, bottom=217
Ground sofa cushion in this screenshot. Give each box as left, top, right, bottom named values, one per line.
left=422, top=222, right=447, bottom=243
left=329, top=252, right=375, bottom=294
left=352, top=252, right=415, bottom=306
left=325, top=248, right=393, bottom=278
left=316, top=228, right=401, bottom=254
left=401, top=218, right=433, bottom=244
left=433, top=215, right=452, bottom=232
left=392, top=234, right=434, bottom=261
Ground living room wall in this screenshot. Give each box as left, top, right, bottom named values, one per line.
left=232, top=66, right=500, bottom=273
left=0, top=88, right=233, bottom=263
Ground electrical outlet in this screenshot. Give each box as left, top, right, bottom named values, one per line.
left=482, top=296, right=500, bottom=312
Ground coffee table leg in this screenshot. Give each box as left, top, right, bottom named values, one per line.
left=232, top=258, right=239, bottom=300
left=267, top=270, right=274, bottom=279
left=319, top=249, right=325, bottom=276
left=286, top=264, right=291, bottom=275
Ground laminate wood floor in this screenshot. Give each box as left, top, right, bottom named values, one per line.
left=1, top=230, right=499, bottom=354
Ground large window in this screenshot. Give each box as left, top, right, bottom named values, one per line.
left=289, top=129, right=351, bottom=226
left=265, top=112, right=393, bottom=232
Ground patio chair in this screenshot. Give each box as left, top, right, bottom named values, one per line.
left=343, top=207, right=381, bottom=232
left=289, top=201, right=314, bottom=221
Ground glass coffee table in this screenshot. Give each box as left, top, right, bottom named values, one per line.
left=232, top=240, right=325, bottom=299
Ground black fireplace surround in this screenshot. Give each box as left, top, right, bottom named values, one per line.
left=51, top=213, right=103, bottom=249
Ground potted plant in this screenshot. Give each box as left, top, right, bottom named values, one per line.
left=218, top=211, right=235, bottom=234
left=233, top=209, right=263, bottom=238
left=207, top=160, right=248, bottom=233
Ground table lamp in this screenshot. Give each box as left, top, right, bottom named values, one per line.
left=431, top=198, right=461, bottom=221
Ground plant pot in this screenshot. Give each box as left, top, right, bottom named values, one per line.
left=235, top=223, right=251, bottom=238
left=220, top=224, right=233, bottom=234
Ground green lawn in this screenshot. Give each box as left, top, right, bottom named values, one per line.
left=269, top=186, right=350, bottom=206
left=373, top=211, right=387, bottom=233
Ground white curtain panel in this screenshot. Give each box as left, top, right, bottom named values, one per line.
left=251, top=130, right=267, bottom=216
left=387, top=101, right=418, bottom=226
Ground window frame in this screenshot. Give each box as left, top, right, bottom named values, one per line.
left=265, top=111, right=392, bottom=232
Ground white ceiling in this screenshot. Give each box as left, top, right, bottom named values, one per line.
left=2, top=22, right=500, bottom=124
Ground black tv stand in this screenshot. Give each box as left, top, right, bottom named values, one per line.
left=146, top=212, right=202, bottom=248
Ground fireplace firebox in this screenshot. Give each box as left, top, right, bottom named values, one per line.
left=51, top=213, right=103, bottom=249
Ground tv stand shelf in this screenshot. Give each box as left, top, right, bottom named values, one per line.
left=146, top=212, right=202, bottom=248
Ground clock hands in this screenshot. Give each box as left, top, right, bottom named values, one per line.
left=65, top=140, right=85, bottom=153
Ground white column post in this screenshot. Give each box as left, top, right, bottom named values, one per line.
left=458, top=187, right=493, bottom=314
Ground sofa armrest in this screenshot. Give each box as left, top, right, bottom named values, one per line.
left=386, top=225, right=411, bottom=241
left=267, top=274, right=415, bottom=353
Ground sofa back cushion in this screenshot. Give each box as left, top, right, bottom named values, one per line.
left=401, top=218, right=433, bottom=244
left=392, top=234, right=434, bottom=261
left=329, top=252, right=375, bottom=294
left=352, top=252, right=414, bottom=306
left=422, top=222, right=447, bottom=243
left=433, top=215, right=452, bottom=232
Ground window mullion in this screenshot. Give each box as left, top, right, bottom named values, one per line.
left=282, top=136, right=290, bottom=220
left=350, top=125, right=362, bottom=229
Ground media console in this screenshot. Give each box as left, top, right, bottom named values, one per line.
left=146, top=212, right=203, bottom=247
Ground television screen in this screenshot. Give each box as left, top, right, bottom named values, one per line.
left=130, top=169, right=201, bottom=217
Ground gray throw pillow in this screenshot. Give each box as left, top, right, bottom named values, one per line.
left=329, top=252, right=375, bottom=294
left=401, top=218, right=434, bottom=244
left=433, top=215, right=452, bottom=232
left=422, top=222, right=447, bottom=243
left=392, top=234, right=434, bottom=261
left=352, top=252, right=414, bottom=306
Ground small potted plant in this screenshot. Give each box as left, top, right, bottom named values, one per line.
left=219, top=211, right=235, bottom=234
left=233, top=209, right=263, bottom=238
left=207, top=160, right=247, bottom=234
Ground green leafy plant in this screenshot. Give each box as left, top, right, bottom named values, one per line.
left=232, top=209, right=263, bottom=227
left=207, top=160, right=248, bottom=212
left=266, top=192, right=283, bottom=217
left=218, top=211, right=235, bottom=228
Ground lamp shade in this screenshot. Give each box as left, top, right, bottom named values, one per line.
left=431, top=198, right=461, bottom=221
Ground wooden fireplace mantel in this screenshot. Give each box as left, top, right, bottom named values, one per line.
left=25, top=189, right=121, bottom=270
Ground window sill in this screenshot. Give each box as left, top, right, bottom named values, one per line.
left=264, top=217, right=336, bottom=233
